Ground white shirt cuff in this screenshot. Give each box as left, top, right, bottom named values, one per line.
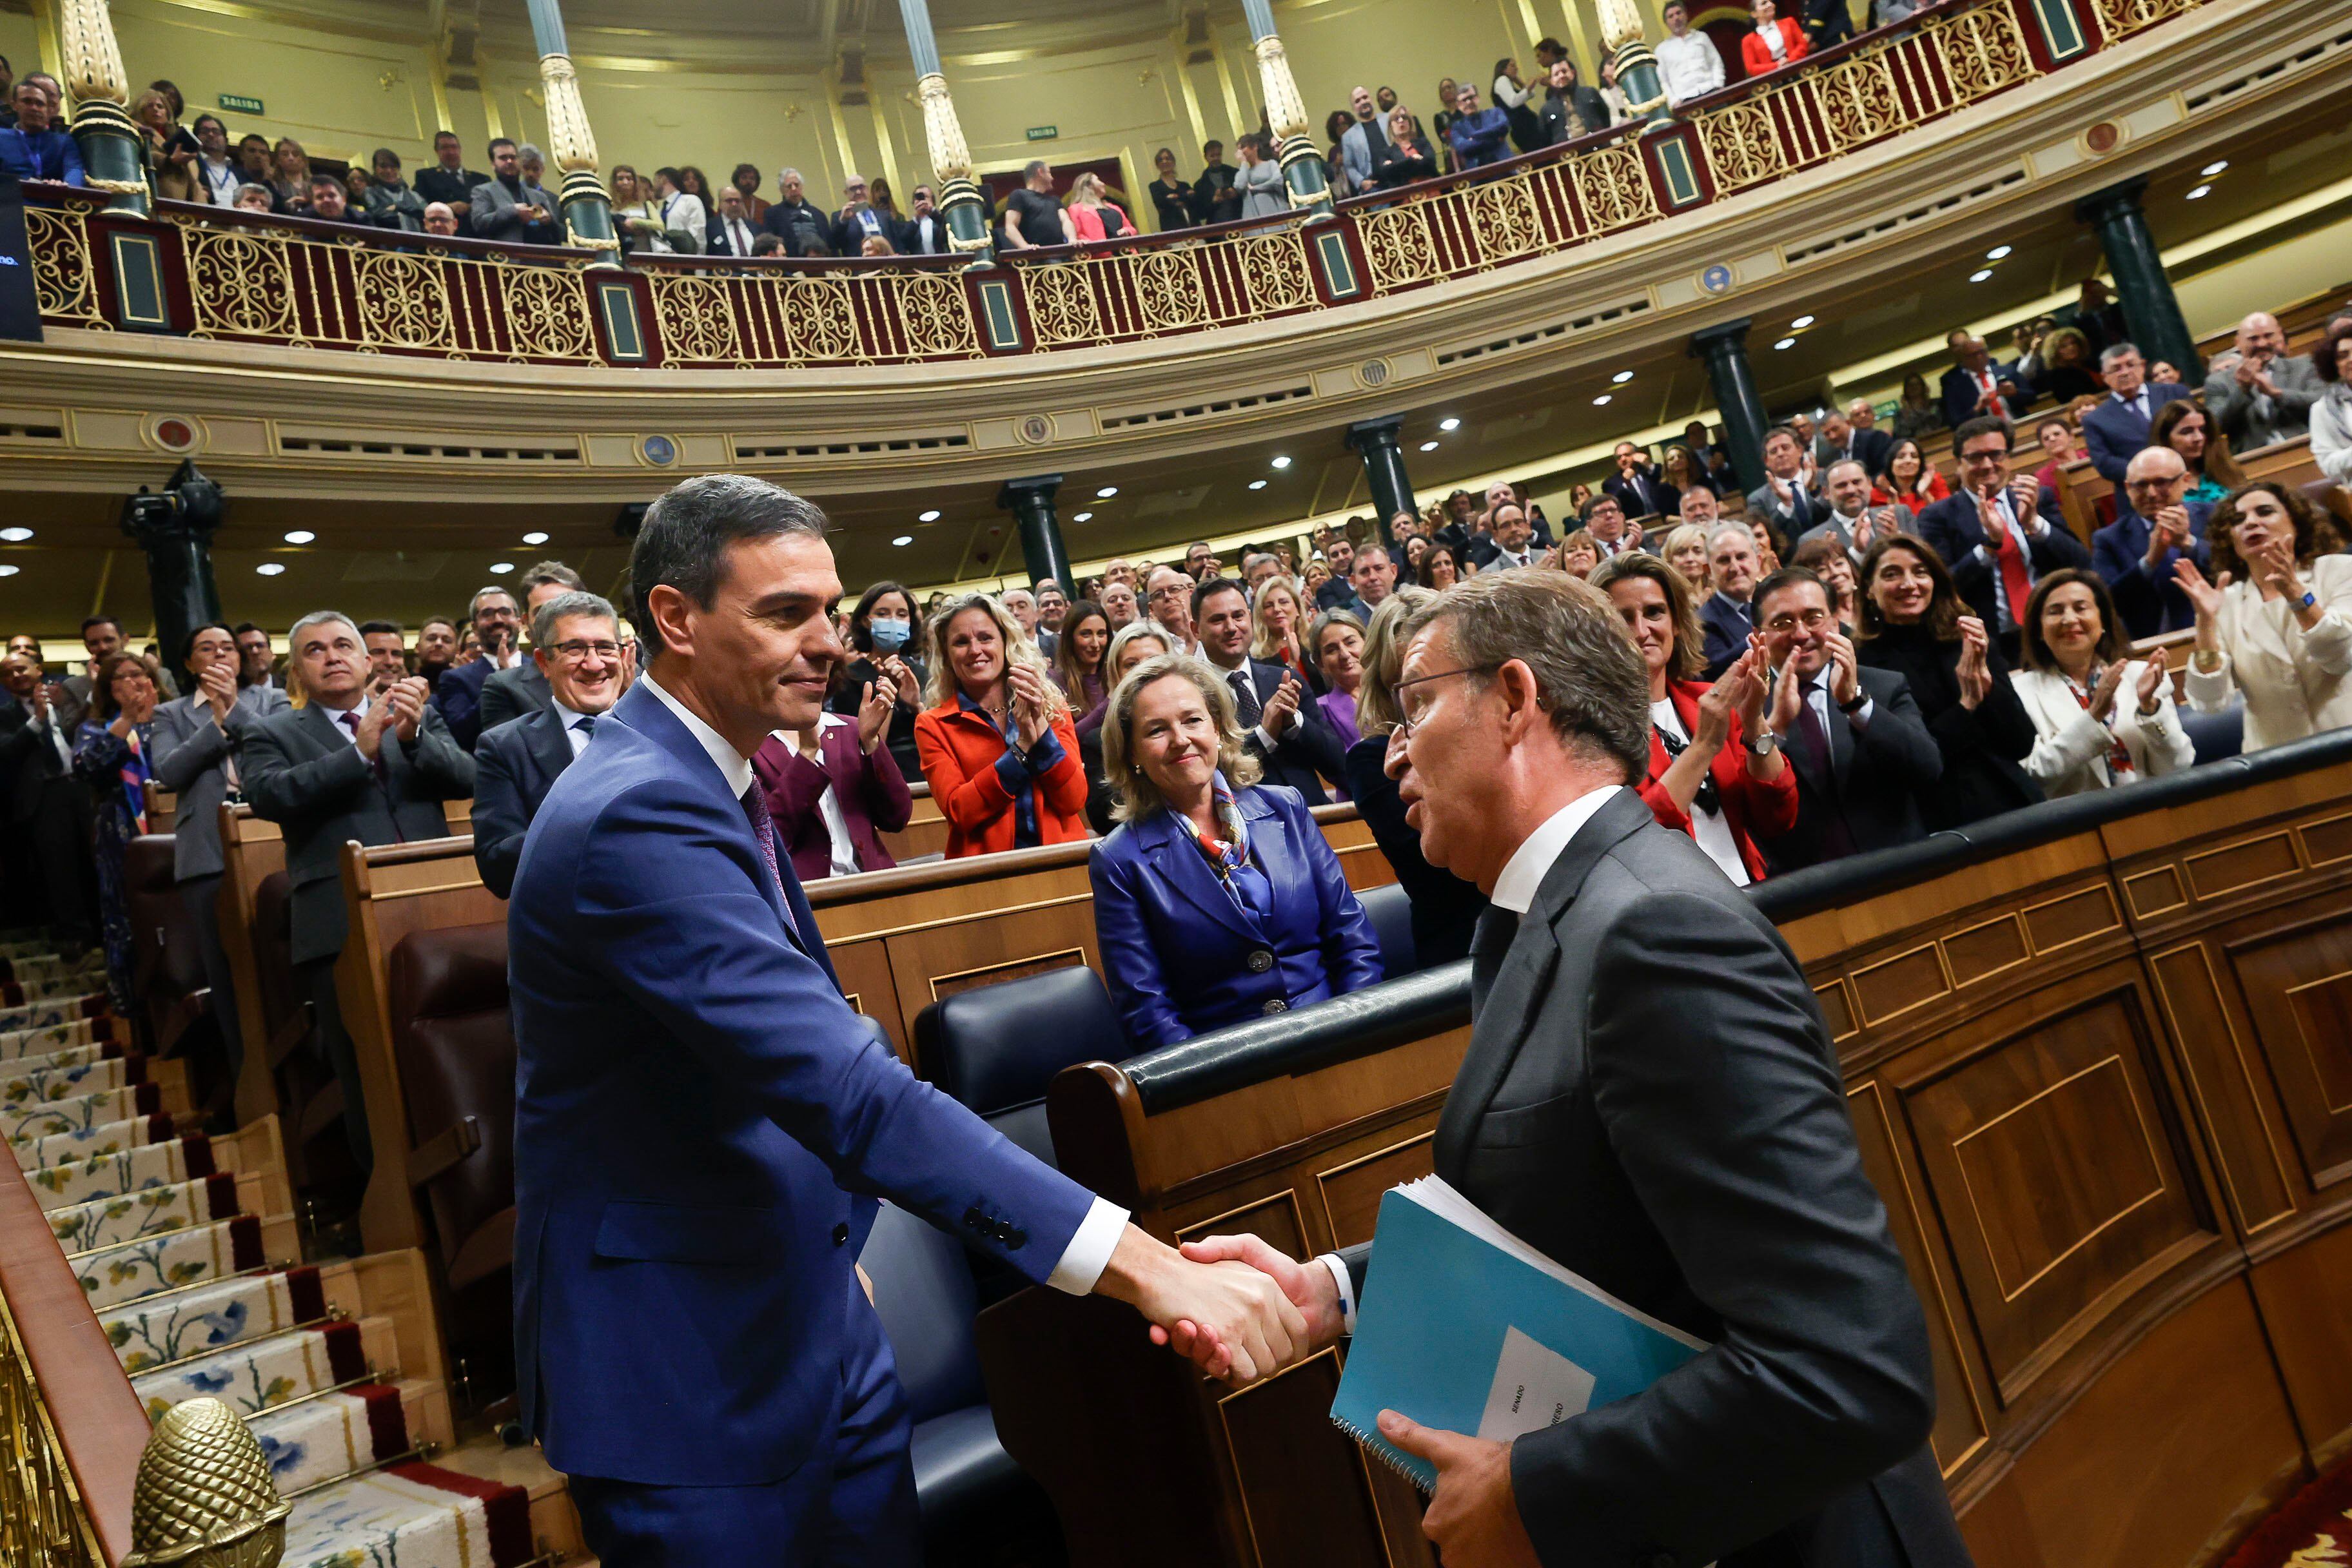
left=1317, top=1253, right=1358, bottom=1337
left=1253, top=723, right=1279, bottom=753
left=1845, top=696, right=1875, bottom=729
left=1046, top=1197, right=1130, bottom=1295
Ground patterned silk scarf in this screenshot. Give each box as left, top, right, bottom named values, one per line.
left=2066, top=669, right=2137, bottom=782
left=1184, top=770, right=1270, bottom=917
left=117, top=726, right=152, bottom=835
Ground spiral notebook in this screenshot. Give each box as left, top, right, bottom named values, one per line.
left=1329, top=1176, right=1709, bottom=1491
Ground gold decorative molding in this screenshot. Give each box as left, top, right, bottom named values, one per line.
left=54, top=0, right=130, bottom=107
left=1251, top=34, right=1311, bottom=146
left=122, top=1397, right=291, bottom=1568
left=1596, top=0, right=1648, bottom=54
left=916, top=73, right=974, bottom=186
left=537, top=52, right=601, bottom=178
left=0, top=1283, right=108, bottom=1568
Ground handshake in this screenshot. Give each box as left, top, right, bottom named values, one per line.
left=1101, top=1228, right=1342, bottom=1386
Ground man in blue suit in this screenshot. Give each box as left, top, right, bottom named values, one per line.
left=1916, top=416, right=2089, bottom=662
left=1699, top=522, right=1763, bottom=680
left=507, top=475, right=1302, bottom=1565
left=2079, top=342, right=2195, bottom=483
left=1939, top=331, right=2023, bottom=431
left=472, top=591, right=624, bottom=899
left=2093, top=445, right=2212, bottom=639
left=1193, top=578, right=1347, bottom=804
left=427, top=585, right=525, bottom=750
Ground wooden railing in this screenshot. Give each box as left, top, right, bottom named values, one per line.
left=21, top=0, right=2218, bottom=369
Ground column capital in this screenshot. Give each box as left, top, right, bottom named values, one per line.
left=2073, top=175, right=2151, bottom=228
left=1689, top=317, right=1754, bottom=355
left=1345, top=415, right=1406, bottom=453
left=996, top=475, right=1065, bottom=510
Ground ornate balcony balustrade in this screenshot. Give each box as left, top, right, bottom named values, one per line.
left=23, top=0, right=2212, bottom=371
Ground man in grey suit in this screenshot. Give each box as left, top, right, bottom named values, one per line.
left=477, top=560, right=583, bottom=736
left=2203, top=311, right=2322, bottom=452
left=472, top=591, right=623, bottom=898
left=1177, top=571, right=1966, bottom=1568
left=469, top=137, right=562, bottom=244
left=150, top=622, right=289, bottom=1088
left=242, top=611, right=474, bottom=1171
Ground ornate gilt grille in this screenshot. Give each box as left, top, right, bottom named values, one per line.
left=643, top=264, right=981, bottom=366
left=1358, top=149, right=1660, bottom=298
left=1010, top=225, right=1322, bottom=349
left=2091, top=0, right=2204, bottom=39
left=0, top=1286, right=108, bottom=1568
left=24, top=206, right=103, bottom=329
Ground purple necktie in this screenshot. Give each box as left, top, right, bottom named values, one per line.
left=740, top=782, right=809, bottom=954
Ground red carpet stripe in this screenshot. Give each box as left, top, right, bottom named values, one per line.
left=131, top=1080, right=160, bottom=1117
left=353, top=1384, right=410, bottom=1462
left=320, top=1320, right=369, bottom=1384
left=227, top=1212, right=263, bottom=1271
left=391, top=1462, right=536, bottom=1567
left=179, top=1130, right=214, bottom=1177
left=202, top=1171, right=239, bottom=1220
left=284, top=1264, right=325, bottom=1322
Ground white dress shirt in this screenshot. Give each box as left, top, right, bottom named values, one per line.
left=725, top=215, right=756, bottom=257
left=552, top=699, right=600, bottom=758
left=768, top=714, right=861, bottom=879
left=1649, top=703, right=1748, bottom=885
left=643, top=676, right=1128, bottom=1294
left=1754, top=22, right=1790, bottom=61
left=1970, top=488, right=2049, bottom=629
left=1655, top=29, right=1727, bottom=104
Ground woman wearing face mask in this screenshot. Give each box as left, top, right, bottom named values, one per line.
left=914, top=593, right=1090, bottom=858
left=827, top=581, right=928, bottom=780
left=2010, top=570, right=2192, bottom=796
left=2178, top=482, right=2352, bottom=751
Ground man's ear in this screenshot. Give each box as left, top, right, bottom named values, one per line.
left=1492, top=660, right=1545, bottom=740
left=645, top=584, right=696, bottom=662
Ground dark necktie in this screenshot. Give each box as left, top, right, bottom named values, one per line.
left=740, top=781, right=810, bottom=955
left=1469, top=904, right=1518, bottom=1015
left=1227, top=669, right=1263, bottom=729
left=572, top=715, right=595, bottom=741
left=339, top=709, right=390, bottom=787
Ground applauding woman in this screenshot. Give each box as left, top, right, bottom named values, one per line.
left=2179, top=482, right=2352, bottom=751
left=72, top=652, right=163, bottom=1012
left=829, top=582, right=928, bottom=780
left=1090, top=656, right=1382, bottom=1046
left=1593, top=554, right=1797, bottom=885
left=1250, top=577, right=1318, bottom=693
left=1051, top=600, right=1113, bottom=740
left=752, top=674, right=912, bottom=879
left=1856, top=536, right=2043, bottom=828
left=1309, top=609, right=1369, bottom=751
left=914, top=593, right=1090, bottom=858
left=2011, top=570, right=2193, bottom=796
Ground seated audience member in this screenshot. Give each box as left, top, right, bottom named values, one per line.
left=294, top=172, right=358, bottom=224
left=1655, top=1, right=1727, bottom=106
left=1444, top=82, right=1511, bottom=169
left=1194, top=578, right=1347, bottom=803
left=1750, top=567, right=1942, bottom=870
left=2150, top=397, right=2240, bottom=507
left=1311, top=539, right=1356, bottom=610
left=1604, top=442, right=1681, bottom=520
left=914, top=593, right=1088, bottom=858
left=1941, top=332, right=2024, bottom=430
left=1099, top=577, right=1141, bottom=631
left=1250, top=576, right=1318, bottom=692
left=2081, top=342, right=2195, bottom=482
left=473, top=592, right=626, bottom=899
left=1051, top=600, right=1113, bottom=740
left=2311, top=320, right=2352, bottom=486
left=1474, top=502, right=1542, bottom=571
left=750, top=663, right=911, bottom=883
left=1856, top=536, right=2042, bottom=828
left=2179, top=482, right=2352, bottom=752
left=1893, top=371, right=1946, bottom=442
left=1309, top=609, right=1369, bottom=753
left=1872, top=436, right=1949, bottom=520
left=1420, top=540, right=1466, bottom=590
left=420, top=200, right=459, bottom=235
left=1556, top=528, right=1602, bottom=579
left=2012, top=571, right=2193, bottom=798
left=1661, top=523, right=1713, bottom=596
left=1345, top=545, right=1399, bottom=618
left=1800, top=459, right=1913, bottom=562
left=471, top=137, right=562, bottom=243
left=1088, top=656, right=1383, bottom=1047
left=1594, top=554, right=1796, bottom=887
left=1792, top=534, right=1861, bottom=628
left=1001, top=587, right=1041, bottom=645
left=231, top=182, right=275, bottom=214
left=2094, top=446, right=2212, bottom=638
left=827, top=581, right=927, bottom=782
left=1700, top=522, right=1765, bottom=679
left=2030, top=417, right=2083, bottom=495
left=1742, top=0, right=1811, bottom=74
left=2029, top=326, right=2101, bottom=404
left=244, top=612, right=475, bottom=1170
left=70, top=652, right=162, bottom=1013
left=1, top=81, right=83, bottom=183
left=1749, top=424, right=1825, bottom=540
left=1917, top=416, right=2090, bottom=660
left=2204, top=311, right=2322, bottom=453
left=1373, top=108, right=1438, bottom=188
left=1581, top=494, right=1645, bottom=561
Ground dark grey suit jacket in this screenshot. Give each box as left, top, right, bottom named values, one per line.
left=1342, top=790, right=1968, bottom=1568
left=240, top=701, right=475, bottom=965
left=471, top=705, right=574, bottom=899
left=1758, top=665, right=1944, bottom=872
left=0, top=681, right=89, bottom=822
left=478, top=660, right=553, bottom=736
left=150, top=683, right=290, bottom=881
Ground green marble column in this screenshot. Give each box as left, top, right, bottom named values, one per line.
left=999, top=476, right=1072, bottom=591
left=2074, top=177, right=2202, bottom=380
left=1690, top=318, right=1770, bottom=496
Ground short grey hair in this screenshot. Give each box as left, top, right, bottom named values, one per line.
left=630, top=475, right=828, bottom=654
left=1099, top=654, right=1262, bottom=822
left=778, top=166, right=803, bottom=184
left=1709, top=522, right=1756, bottom=553
left=1400, top=572, right=1650, bottom=781
left=233, top=182, right=273, bottom=207
left=518, top=142, right=545, bottom=166
left=287, top=610, right=359, bottom=651
left=531, top=589, right=618, bottom=648
left=2099, top=340, right=2142, bottom=369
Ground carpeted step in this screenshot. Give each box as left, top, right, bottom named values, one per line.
left=17, top=1116, right=199, bottom=1208
left=3, top=1046, right=142, bottom=1109
left=132, top=1318, right=373, bottom=1422
left=3, top=1080, right=161, bottom=1146
left=72, top=1212, right=266, bottom=1309
left=0, top=992, right=106, bottom=1034
left=0, top=1015, right=113, bottom=1063
left=1, top=1038, right=128, bottom=1081
left=2, top=974, right=108, bottom=1006
left=282, top=1462, right=536, bottom=1568
left=103, top=1264, right=331, bottom=1373
left=0, top=950, right=108, bottom=987
left=50, top=1171, right=240, bottom=1255
left=249, top=1382, right=416, bottom=1496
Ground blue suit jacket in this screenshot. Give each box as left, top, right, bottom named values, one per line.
left=1699, top=593, right=1756, bottom=681
left=427, top=656, right=500, bottom=751
left=1089, top=784, right=1384, bottom=1048
left=1235, top=657, right=1347, bottom=804
left=2093, top=498, right=2213, bottom=639
left=2080, top=382, right=2194, bottom=483
left=508, top=681, right=1095, bottom=1485
left=471, top=705, right=575, bottom=899
left=1939, top=360, right=2022, bottom=431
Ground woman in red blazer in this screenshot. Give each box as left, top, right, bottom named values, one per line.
left=913, top=592, right=1092, bottom=858
left=1740, top=0, right=1811, bottom=77
left=1592, top=554, right=1799, bottom=885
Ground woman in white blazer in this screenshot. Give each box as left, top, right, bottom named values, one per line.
left=2011, top=570, right=2195, bottom=796
left=2177, top=482, right=2352, bottom=752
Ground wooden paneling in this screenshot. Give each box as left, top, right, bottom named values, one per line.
left=1315, top=1133, right=1435, bottom=1253
left=2249, top=1222, right=2352, bottom=1466
left=2226, top=919, right=2352, bottom=1191
left=1217, top=1353, right=1391, bottom=1568
left=2148, top=943, right=2299, bottom=1237
left=216, top=806, right=286, bottom=1128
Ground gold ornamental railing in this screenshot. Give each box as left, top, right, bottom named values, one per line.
left=0, top=1284, right=108, bottom=1568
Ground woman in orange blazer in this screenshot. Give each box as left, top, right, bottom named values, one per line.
left=913, top=591, right=1092, bottom=858
left=1740, top=0, right=1811, bottom=77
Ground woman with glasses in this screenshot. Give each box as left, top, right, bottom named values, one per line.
left=71, top=652, right=163, bottom=1012
left=2010, top=570, right=2193, bottom=796
left=1593, top=554, right=1796, bottom=886
left=2177, top=482, right=2352, bottom=752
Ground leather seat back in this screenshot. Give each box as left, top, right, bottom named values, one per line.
left=1356, top=881, right=1418, bottom=978
left=387, top=923, right=516, bottom=1292
left=124, top=834, right=208, bottom=999
left=251, top=871, right=304, bottom=1044
left=859, top=1200, right=985, bottom=1426
left=914, top=966, right=1126, bottom=1166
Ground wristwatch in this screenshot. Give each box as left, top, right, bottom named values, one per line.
left=1838, top=690, right=1868, bottom=714
left=2302, top=591, right=2320, bottom=611
left=1745, top=732, right=1779, bottom=758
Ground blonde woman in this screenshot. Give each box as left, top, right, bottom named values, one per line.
left=1065, top=171, right=1135, bottom=240
left=1089, top=654, right=1381, bottom=1045
left=912, top=592, right=1088, bottom=856
left=608, top=166, right=674, bottom=255
left=1249, top=576, right=1317, bottom=692
left=1661, top=522, right=1713, bottom=595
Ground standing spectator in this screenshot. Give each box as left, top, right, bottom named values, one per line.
left=471, top=593, right=626, bottom=899
left=1799, top=460, right=1912, bottom=563
left=0, top=81, right=83, bottom=185
left=1814, top=404, right=1890, bottom=476
left=1194, top=579, right=1348, bottom=803
left=1000, top=160, right=1068, bottom=250
left=760, top=168, right=828, bottom=254
left=2028, top=326, right=2101, bottom=404
left=828, top=582, right=928, bottom=782
left=1100, top=578, right=1141, bottom=632
left=728, top=162, right=770, bottom=224
left=480, top=560, right=586, bottom=732
left=1192, top=141, right=1241, bottom=224
left=430, top=584, right=525, bottom=750
left=914, top=593, right=1088, bottom=858
left=1891, top=371, right=1946, bottom=442
left=1372, top=109, right=1439, bottom=188
left=1605, top=441, right=1681, bottom=519
left=416, top=616, right=461, bottom=693
left=70, top=653, right=161, bottom=1014
left=1445, top=83, right=1512, bottom=170
left=711, top=186, right=760, bottom=257
left=1801, top=0, right=1854, bottom=54
left=472, top=138, right=562, bottom=244
left=2030, top=417, right=2084, bottom=495
left=360, top=149, right=426, bottom=231
left=1538, top=60, right=1607, bottom=144
left=1596, top=59, right=1634, bottom=126
left=190, top=115, right=241, bottom=206
left=1661, top=522, right=1714, bottom=594
left=1148, top=147, right=1194, bottom=231
left=1749, top=425, right=1824, bottom=540
left=415, top=130, right=485, bottom=235
left=1583, top=495, right=1649, bottom=561
left=133, top=88, right=201, bottom=202
left=1337, top=86, right=1389, bottom=196
left=1067, top=170, right=1135, bottom=239
left=1872, top=436, right=1949, bottom=519
left=2150, top=398, right=2242, bottom=507
left=233, top=624, right=279, bottom=689
left=2070, top=277, right=2130, bottom=353
left=1309, top=609, right=1368, bottom=752
left=1656, top=1, right=1728, bottom=104
left=609, top=166, right=669, bottom=254
left=1792, top=534, right=1862, bottom=629
left=1251, top=576, right=1317, bottom=693
left=1556, top=529, right=1603, bottom=579
left=751, top=671, right=910, bottom=883
left=1743, top=0, right=1812, bottom=75
left=828, top=173, right=895, bottom=255
left=1492, top=56, right=1543, bottom=150
left=2010, top=571, right=2193, bottom=797
left=1050, top=600, right=1113, bottom=740
left=1346, top=545, right=1399, bottom=618
left=1474, top=504, right=1541, bottom=571
left=1856, top=536, right=2042, bottom=828
left=1701, top=522, right=1765, bottom=679
left=2093, top=446, right=2212, bottom=639
left=1940, top=332, right=2023, bottom=429
left=1594, top=553, right=1796, bottom=886
left=1035, top=581, right=1070, bottom=644
left=0, top=652, right=96, bottom=948
left=2313, top=320, right=2352, bottom=487
left=1235, top=136, right=1286, bottom=221
left=1662, top=444, right=1716, bottom=500
left=1917, top=416, right=2089, bottom=661
left=649, top=166, right=707, bottom=253
left=2179, top=482, right=2352, bottom=752
left=896, top=184, right=949, bottom=255
left=1148, top=565, right=1202, bottom=653
left=2081, top=342, right=2195, bottom=483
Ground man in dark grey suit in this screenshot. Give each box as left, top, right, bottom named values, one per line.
left=151, top=622, right=289, bottom=1086
left=0, top=650, right=97, bottom=946
left=242, top=611, right=473, bottom=1170
left=473, top=591, right=623, bottom=897
left=1192, top=578, right=1346, bottom=805
left=1177, top=571, right=1967, bottom=1568
left=476, top=559, right=584, bottom=736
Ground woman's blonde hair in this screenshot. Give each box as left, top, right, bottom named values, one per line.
left=1070, top=171, right=1105, bottom=202
left=923, top=591, right=1066, bottom=718
left=1099, top=654, right=1262, bottom=822
left=1660, top=522, right=1711, bottom=569
left=1353, top=585, right=1434, bottom=736
left=1249, top=577, right=1306, bottom=660
left=1106, top=621, right=1173, bottom=680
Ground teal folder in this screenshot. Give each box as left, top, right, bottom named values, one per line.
left=1329, top=1176, right=1709, bottom=1491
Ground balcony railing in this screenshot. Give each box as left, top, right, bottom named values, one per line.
left=23, top=0, right=2211, bottom=371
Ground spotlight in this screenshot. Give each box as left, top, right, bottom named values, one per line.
left=1270, top=456, right=1291, bottom=469
left=282, top=530, right=315, bottom=544
left=490, top=562, right=514, bottom=574
left=255, top=562, right=284, bottom=576
left=1986, top=245, right=2012, bottom=260
left=1419, top=441, right=1440, bottom=451
left=919, top=509, right=942, bottom=522
left=0, top=527, right=32, bottom=542
left=1592, top=395, right=1612, bottom=406
left=1790, top=315, right=1815, bottom=329
left=0, top=564, right=19, bottom=577
left=2201, top=160, right=2228, bottom=176
left=1095, top=486, right=1119, bottom=498
left=1073, top=511, right=1094, bottom=522
left=2186, top=184, right=2211, bottom=200
left=892, top=534, right=914, bottom=547
left=1248, top=480, right=1268, bottom=491
left=1968, top=269, right=1994, bottom=282
left=1774, top=337, right=1797, bottom=350
left=522, top=531, right=549, bottom=545
left=1612, top=371, right=1634, bottom=384
left=1438, top=417, right=1462, bottom=431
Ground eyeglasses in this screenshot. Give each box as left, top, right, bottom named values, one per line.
left=1389, top=662, right=1499, bottom=737
left=549, top=640, right=623, bottom=663
left=1762, top=607, right=1832, bottom=634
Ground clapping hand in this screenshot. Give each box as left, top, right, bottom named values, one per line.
left=1260, top=672, right=1303, bottom=739
left=384, top=676, right=429, bottom=743
left=1823, top=630, right=1863, bottom=709
left=1693, top=664, right=1740, bottom=752
left=2244, top=533, right=2303, bottom=601
left=1759, top=634, right=1805, bottom=738
left=353, top=685, right=398, bottom=758
left=856, top=677, right=894, bottom=755
left=1623, top=519, right=1646, bottom=552
left=2144, top=505, right=2192, bottom=567
left=1955, top=616, right=1993, bottom=710
left=2005, top=475, right=2041, bottom=531
left=879, top=654, right=921, bottom=707
left=2135, top=656, right=2166, bottom=716
left=1718, top=647, right=1770, bottom=739
left=198, top=660, right=239, bottom=724
left=2087, top=658, right=2128, bottom=724
left=1005, top=663, right=1051, bottom=750
left=2173, top=559, right=2230, bottom=624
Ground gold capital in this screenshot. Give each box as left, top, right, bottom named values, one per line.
left=56, top=0, right=131, bottom=107
left=538, top=52, right=600, bottom=176
left=1252, top=34, right=1311, bottom=145
left=1597, top=0, right=1649, bottom=53
left=918, top=73, right=975, bottom=185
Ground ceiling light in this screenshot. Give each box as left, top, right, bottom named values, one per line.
left=1790, top=315, right=1815, bottom=329
left=918, top=509, right=941, bottom=522
left=282, top=530, right=315, bottom=544
left=892, top=534, right=914, bottom=547
left=0, top=565, right=17, bottom=577
left=489, top=562, right=513, bottom=574
left=0, top=527, right=32, bottom=542
left=1248, top=480, right=1268, bottom=491
left=1438, top=417, right=1461, bottom=431
left=1612, top=371, right=1634, bottom=384
left=2201, top=160, right=2228, bottom=176
left=1095, top=486, right=1118, bottom=498
left=1592, top=395, right=1612, bottom=406
left=1774, top=337, right=1797, bottom=350
left=1419, top=440, right=1440, bottom=452
left=1968, top=268, right=1994, bottom=282
left=1073, top=511, right=1094, bottom=522
left=2186, top=184, right=2211, bottom=200
left=1270, top=456, right=1291, bottom=470
left=1986, top=245, right=2012, bottom=260
left=522, top=531, right=549, bottom=545
left=254, top=562, right=284, bottom=576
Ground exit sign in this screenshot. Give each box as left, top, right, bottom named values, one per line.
left=1024, top=125, right=1057, bottom=141
left=219, top=93, right=265, bottom=115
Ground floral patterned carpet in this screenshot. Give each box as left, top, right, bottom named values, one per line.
left=2222, top=1456, right=2352, bottom=1568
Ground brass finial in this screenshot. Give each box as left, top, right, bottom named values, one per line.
left=122, top=1398, right=292, bottom=1568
